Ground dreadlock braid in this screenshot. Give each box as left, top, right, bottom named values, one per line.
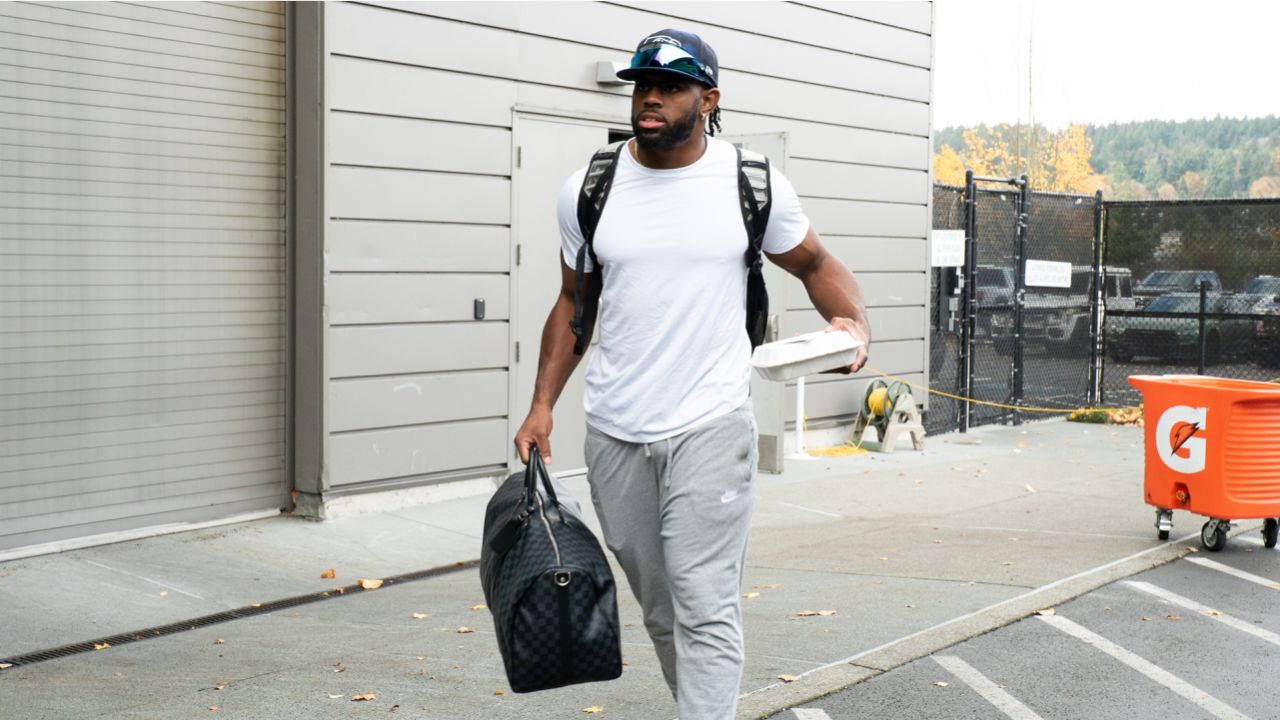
left=708, top=107, right=722, bottom=136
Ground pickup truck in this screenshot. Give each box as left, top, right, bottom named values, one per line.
left=989, top=265, right=1133, bottom=355
left=1133, top=270, right=1222, bottom=307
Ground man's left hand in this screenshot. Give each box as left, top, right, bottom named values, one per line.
left=823, top=317, right=869, bottom=373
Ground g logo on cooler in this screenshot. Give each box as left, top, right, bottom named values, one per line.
left=1154, top=405, right=1207, bottom=474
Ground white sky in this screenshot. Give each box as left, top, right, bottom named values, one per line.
left=932, top=0, right=1280, bottom=130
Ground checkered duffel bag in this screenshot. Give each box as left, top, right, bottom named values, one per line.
left=479, top=449, right=622, bottom=693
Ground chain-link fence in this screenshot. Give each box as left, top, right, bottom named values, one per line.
left=928, top=185, right=965, bottom=435
left=1100, top=199, right=1280, bottom=405
left=969, top=185, right=1020, bottom=427
left=1019, top=191, right=1101, bottom=411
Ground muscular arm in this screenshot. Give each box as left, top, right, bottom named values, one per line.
left=513, top=258, right=599, bottom=464
left=766, top=226, right=871, bottom=372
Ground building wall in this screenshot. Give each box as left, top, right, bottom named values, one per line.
left=310, top=0, right=933, bottom=499
left=0, top=1, right=288, bottom=555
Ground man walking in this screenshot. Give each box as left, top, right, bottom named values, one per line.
left=514, top=29, right=870, bottom=718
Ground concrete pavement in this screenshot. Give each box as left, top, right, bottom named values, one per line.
left=0, top=419, right=1209, bottom=719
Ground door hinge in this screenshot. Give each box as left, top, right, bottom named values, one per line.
left=515, top=341, right=520, bottom=363
left=516, top=244, right=522, bottom=266
left=516, top=146, right=522, bottom=168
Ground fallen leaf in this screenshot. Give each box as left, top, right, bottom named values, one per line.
left=209, top=706, right=218, bottom=712
left=796, top=610, right=819, bottom=617
left=320, top=569, right=336, bottom=579
left=470, top=604, right=486, bottom=611
left=456, top=627, right=475, bottom=634
left=214, top=639, right=225, bottom=645
left=1024, top=484, right=1037, bottom=493
left=1141, top=616, right=1151, bottom=621
left=1036, top=608, right=1056, bottom=616
left=416, top=656, right=425, bottom=661
left=359, top=578, right=384, bottom=590
left=933, top=681, right=949, bottom=687
left=351, top=693, right=376, bottom=702
left=905, top=604, right=915, bottom=609
left=1209, top=610, right=1221, bottom=617
left=328, top=694, right=345, bottom=699
left=913, top=479, right=924, bottom=485
left=582, top=706, right=604, bottom=713
left=214, top=683, right=227, bottom=691
left=159, top=591, right=169, bottom=597
left=933, top=539, right=943, bottom=544
left=879, top=556, right=890, bottom=561
left=251, top=603, right=261, bottom=608
left=411, top=613, right=430, bottom=620
left=1104, top=607, right=1112, bottom=612
left=493, top=690, right=505, bottom=696
left=817, top=609, right=837, bottom=616
left=0, top=663, right=12, bottom=669
left=94, top=642, right=110, bottom=650
left=777, top=674, right=798, bottom=683
left=1002, top=561, right=1015, bottom=566
left=333, top=664, right=346, bottom=673
left=1166, top=615, right=1181, bottom=621
left=743, top=592, right=760, bottom=599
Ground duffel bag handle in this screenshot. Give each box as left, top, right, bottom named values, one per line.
left=524, top=445, right=563, bottom=517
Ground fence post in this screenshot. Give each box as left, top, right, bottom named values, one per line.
left=1088, top=190, right=1104, bottom=406
left=1011, top=174, right=1029, bottom=425
left=960, top=170, right=977, bottom=433
left=1198, top=279, right=1209, bottom=375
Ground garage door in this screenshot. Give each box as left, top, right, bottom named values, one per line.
left=0, top=1, right=287, bottom=553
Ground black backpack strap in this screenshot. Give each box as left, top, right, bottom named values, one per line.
left=737, top=146, right=773, bottom=347
left=570, top=141, right=626, bottom=356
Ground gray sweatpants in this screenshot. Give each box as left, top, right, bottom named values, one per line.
left=584, top=401, right=757, bottom=720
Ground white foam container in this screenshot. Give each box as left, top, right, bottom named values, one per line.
left=750, top=330, right=863, bottom=382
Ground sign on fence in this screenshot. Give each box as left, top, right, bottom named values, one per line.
left=930, top=229, right=965, bottom=267
left=1025, top=259, right=1072, bottom=288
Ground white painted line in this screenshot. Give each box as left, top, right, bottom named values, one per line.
left=84, top=560, right=206, bottom=601
left=776, top=501, right=843, bottom=519
left=959, top=525, right=1150, bottom=541
left=1126, top=581, right=1280, bottom=647
left=1185, top=557, right=1280, bottom=590
left=739, top=528, right=1200, bottom=699
left=1038, top=614, right=1252, bottom=720
left=933, top=655, right=1045, bottom=720
left=792, top=709, right=833, bottom=720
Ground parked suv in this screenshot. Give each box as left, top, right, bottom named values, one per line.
left=1108, top=292, right=1255, bottom=363
left=990, top=265, right=1133, bottom=355
left=1133, top=270, right=1222, bottom=307
left=1245, top=275, right=1280, bottom=367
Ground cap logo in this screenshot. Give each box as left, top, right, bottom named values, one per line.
left=643, top=35, right=683, bottom=48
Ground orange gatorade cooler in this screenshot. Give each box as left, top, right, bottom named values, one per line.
left=1127, top=375, right=1280, bottom=552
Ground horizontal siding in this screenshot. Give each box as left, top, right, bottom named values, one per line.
left=0, top=1, right=286, bottom=552
left=785, top=272, right=928, bottom=309
left=609, top=2, right=930, bottom=67
left=331, top=371, right=508, bottom=432
left=322, top=0, right=932, bottom=479
left=787, top=372, right=927, bottom=421
left=330, top=418, right=508, bottom=486
left=326, top=222, right=509, bottom=273
left=797, top=1, right=932, bottom=34
left=782, top=307, right=925, bottom=343
left=330, top=274, right=509, bottom=325
left=330, top=324, right=508, bottom=378
left=327, top=166, right=509, bottom=224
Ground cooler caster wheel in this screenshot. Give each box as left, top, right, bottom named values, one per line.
left=1264, top=518, right=1279, bottom=549
left=1201, top=520, right=1228, bottom=552
left=1154, top=509, right=1173, bottom=541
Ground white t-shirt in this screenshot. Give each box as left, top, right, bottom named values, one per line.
left=558, top=136, right=810, bottom=443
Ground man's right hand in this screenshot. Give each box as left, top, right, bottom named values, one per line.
left=514, top=406, right=554, bottom=465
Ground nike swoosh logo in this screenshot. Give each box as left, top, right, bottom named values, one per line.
left=720, top=490, right=740, bottom=504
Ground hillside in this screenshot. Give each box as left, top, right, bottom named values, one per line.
left=934, top=116, right=1280, bottom=199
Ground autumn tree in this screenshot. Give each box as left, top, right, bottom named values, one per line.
left=1180, top=171, right=1206, bottom=198
left=933, top=144, right=966, bottom=185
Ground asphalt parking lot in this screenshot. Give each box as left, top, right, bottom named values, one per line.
left=780, top=530, right=1279, bottom=720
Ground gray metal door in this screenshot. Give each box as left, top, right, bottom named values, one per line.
left=510, top=117, right=609, bottom=475
left=0, top=1, right=287, bottom=554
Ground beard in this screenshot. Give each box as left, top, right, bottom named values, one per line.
left=632, top=104, right=701, bottom=152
